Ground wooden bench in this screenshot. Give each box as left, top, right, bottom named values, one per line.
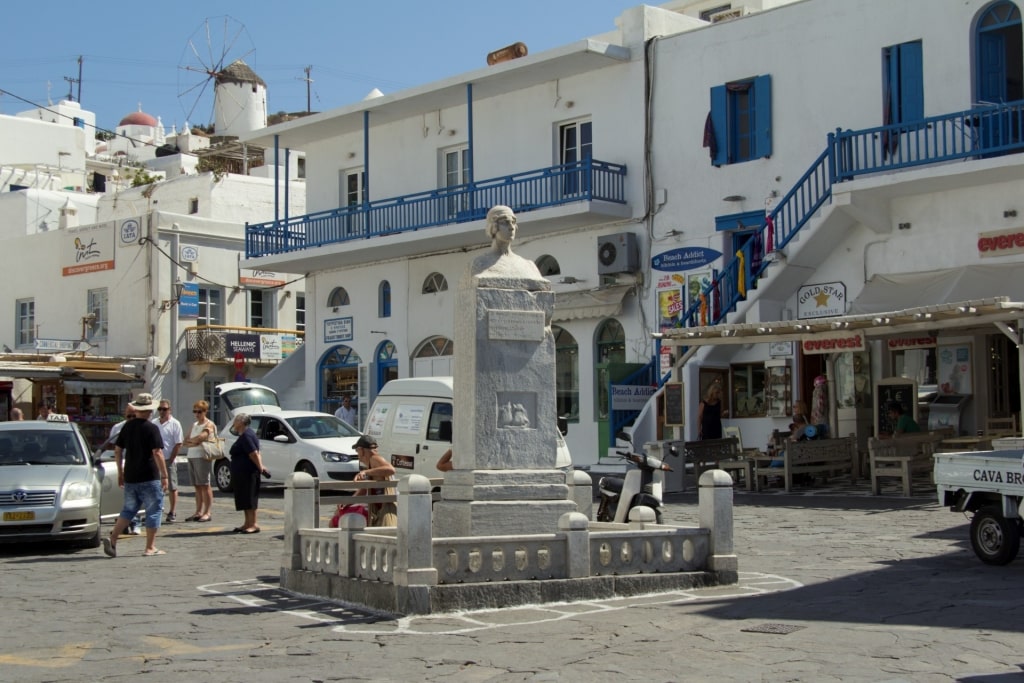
left=867, top=432, right=945, bottom=496
left=754, top=436, right=857, bottom=493
left=681, top=437, right=744, bottom=488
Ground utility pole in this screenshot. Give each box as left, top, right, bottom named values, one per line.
left=63, top=56, right=82, bottom=103
left=301, top=65, right=313, bottom=113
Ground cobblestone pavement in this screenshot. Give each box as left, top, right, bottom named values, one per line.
left=1, top=485, right=1022, bottom=683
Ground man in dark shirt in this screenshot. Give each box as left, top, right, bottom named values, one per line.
left=102, top=393, right=168, bottom=558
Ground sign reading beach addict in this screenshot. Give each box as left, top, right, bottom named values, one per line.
left=651, top=247, right=721, bottom=272
left=797, top=281, right=846, bottom=319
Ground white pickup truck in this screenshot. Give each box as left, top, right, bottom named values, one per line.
left=934, top=446, right=1024, bottom=565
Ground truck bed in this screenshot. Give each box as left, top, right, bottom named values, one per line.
left=934, top=449, right=1024, bottom=497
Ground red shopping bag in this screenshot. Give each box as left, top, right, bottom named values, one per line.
left=329, top=503, right=369, bottom=528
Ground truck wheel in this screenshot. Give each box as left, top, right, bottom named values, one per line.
left=214, top=460, right=233, bottom=493
left=970, top=506, right=1021, bottom=565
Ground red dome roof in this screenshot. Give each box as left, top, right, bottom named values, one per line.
left=119, top=111, right=158, bottom=127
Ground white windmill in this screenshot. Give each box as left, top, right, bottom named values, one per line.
left=177, top=16, right=267, bottom=137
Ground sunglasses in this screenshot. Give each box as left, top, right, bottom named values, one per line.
left=193, top=409, right=204, bottom=413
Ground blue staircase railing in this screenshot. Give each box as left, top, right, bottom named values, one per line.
left=679, top=100, right=1024, bottom=332
left=245, top=158, right=627, bottom=258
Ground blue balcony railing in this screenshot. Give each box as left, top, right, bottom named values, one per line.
left=679, top=100, right=1024, bottom=332
left=245, top=158, right=627, bottom=258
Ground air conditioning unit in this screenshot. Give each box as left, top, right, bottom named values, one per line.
left=597, top=232, right=639, bottom=275
left=709, top=6, right=748, bottom=23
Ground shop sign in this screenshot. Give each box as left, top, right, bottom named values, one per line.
left=225, top=333, right=260, bottom=359
left=34, top=338, right=89, bottom=353
left=63, top=223, right=114, bottom=276
left=180, top=245, right=199, bottom=262
left=260, top=334, right=283, bottom=360
left=239, top=268, right=286, bottom=288
left=118, top=218, right=140, bottom=247
left=801, top=332, right=865, bottom=355
left=978, top=227, right=1024, bottom=257
left=281, top=334, right=298, bottom=358
left=887, top=335, right=937, bottom=350
left=797, top=281, right=846, bottom=319
left=611, top=384, right=657, bottom=411
left=177, top=282, right=199, bottom=318
left=324, top=317, right=353, bottom=343
left=651, top=247, right=721, bottom=272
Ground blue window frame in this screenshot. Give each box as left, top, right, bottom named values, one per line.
left=883, top=41, right=924, bottom=125
left=709, top=75, right=772, bottom=165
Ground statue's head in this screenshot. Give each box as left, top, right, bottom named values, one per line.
left=485, top=205, right=516, bottom=240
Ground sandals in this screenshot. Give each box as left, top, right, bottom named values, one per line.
left=143, top=549, right=166, bottom=556
left=101, top=537, right=116, bottom=558
left=184, top=514, right=200, bottom=522
left=195, top=515, right=212, bottom=523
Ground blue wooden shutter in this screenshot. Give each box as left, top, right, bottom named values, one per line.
left=753, top=75, right=772, bottom=159
left=898, top=42, right=924, bottom=121
left=710, top=84, right=728, bottom=166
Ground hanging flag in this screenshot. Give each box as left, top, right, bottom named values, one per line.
left=765, top=215, right=775, bottom=253
left=736, top=250, right=747, bottom=298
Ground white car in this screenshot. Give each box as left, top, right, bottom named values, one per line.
left=214, top=410, right=362, bottom=492
left=0, top=414, right=122, bottom=548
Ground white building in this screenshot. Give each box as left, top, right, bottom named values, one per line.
left=243, top=0, right=1024, bottom=467
left=0, top=95, right=307, bottom=445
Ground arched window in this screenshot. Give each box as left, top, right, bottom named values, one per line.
left=976, top=1, right=1023, bottom=104
left=376, top=340, right=399, bottom=390
left=535, top=254, right=561, bottom=277
left=413, top=336, right=454, bottom=376
left=327, top=286, right=350, bottom=307
left=594, top=319, right=626, bottom=420
left=553, top=325, right=579, bottom=422
left=422, top=272, right=448, bottom=294
left=595, top=319, right=626, bottom=363
left=378, top=280, right=391, bottom=318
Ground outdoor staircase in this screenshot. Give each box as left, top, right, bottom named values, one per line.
left=610, top=100, right=1024, bottom=440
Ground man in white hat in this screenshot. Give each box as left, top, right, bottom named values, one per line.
left=102, top=393, right=169, bottom=558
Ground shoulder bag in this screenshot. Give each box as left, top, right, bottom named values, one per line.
left=201, top=421, right=226, bottom=461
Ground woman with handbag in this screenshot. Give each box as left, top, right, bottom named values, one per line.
left=228, top=413, right=268, bottom=534
left=181, top=400, right=216, bottom=523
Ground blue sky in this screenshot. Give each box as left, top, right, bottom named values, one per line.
left=1, top=1, right=640, bottom=131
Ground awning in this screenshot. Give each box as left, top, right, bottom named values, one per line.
left=0, top=364, right=61, bottom=380
left=848, top=264, right=1024, bottom=315
left=63, top=369, right=143, bottom=394
left=659, top=297, right=1024, bottom=349
left=553, top=284, right=634, bottom=322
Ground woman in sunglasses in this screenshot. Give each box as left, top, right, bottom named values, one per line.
left=181, top=400, right=216, bottom=522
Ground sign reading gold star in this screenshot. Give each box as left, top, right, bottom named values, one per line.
left=814, top=291, right=831, bottom=307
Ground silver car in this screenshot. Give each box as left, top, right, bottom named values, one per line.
left=0, top=415, right=122, bottom=548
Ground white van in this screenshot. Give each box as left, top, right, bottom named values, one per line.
left=364, top=377, right=572, bottom=477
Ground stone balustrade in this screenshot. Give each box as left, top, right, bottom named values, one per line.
left=280, top=468, right=736, bottom=615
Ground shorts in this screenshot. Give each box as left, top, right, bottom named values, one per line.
left=187, top=457, right=212, bottom=487
left=165, top=460, right=179, bottom=491
left=120, top=480, right=164, bottom=528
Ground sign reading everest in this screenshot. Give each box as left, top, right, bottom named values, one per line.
left=801, top=332, right=865, bottom=355
left=651, top=247, right=721, bottom=272
left=797, top=281, right=846, bottom=319
left=978, top=227, right=1024, bottom=257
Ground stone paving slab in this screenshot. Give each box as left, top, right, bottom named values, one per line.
left=1, top=487, right=1022, bottom=682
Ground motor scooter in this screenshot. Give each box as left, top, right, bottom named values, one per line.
left=596, top=432, right=678, bottom=524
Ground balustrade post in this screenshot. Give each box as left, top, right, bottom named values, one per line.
left=560, top=512, right=591, bottom=578
left=282, top=472, right=317, bottom=571
left=571, top=470, right=594, bottom=520
left=337, top=512, right=365, bottom=577
left=394, top=474, right=437, bottom=615
left=698, top=469, right=737, bottom=573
